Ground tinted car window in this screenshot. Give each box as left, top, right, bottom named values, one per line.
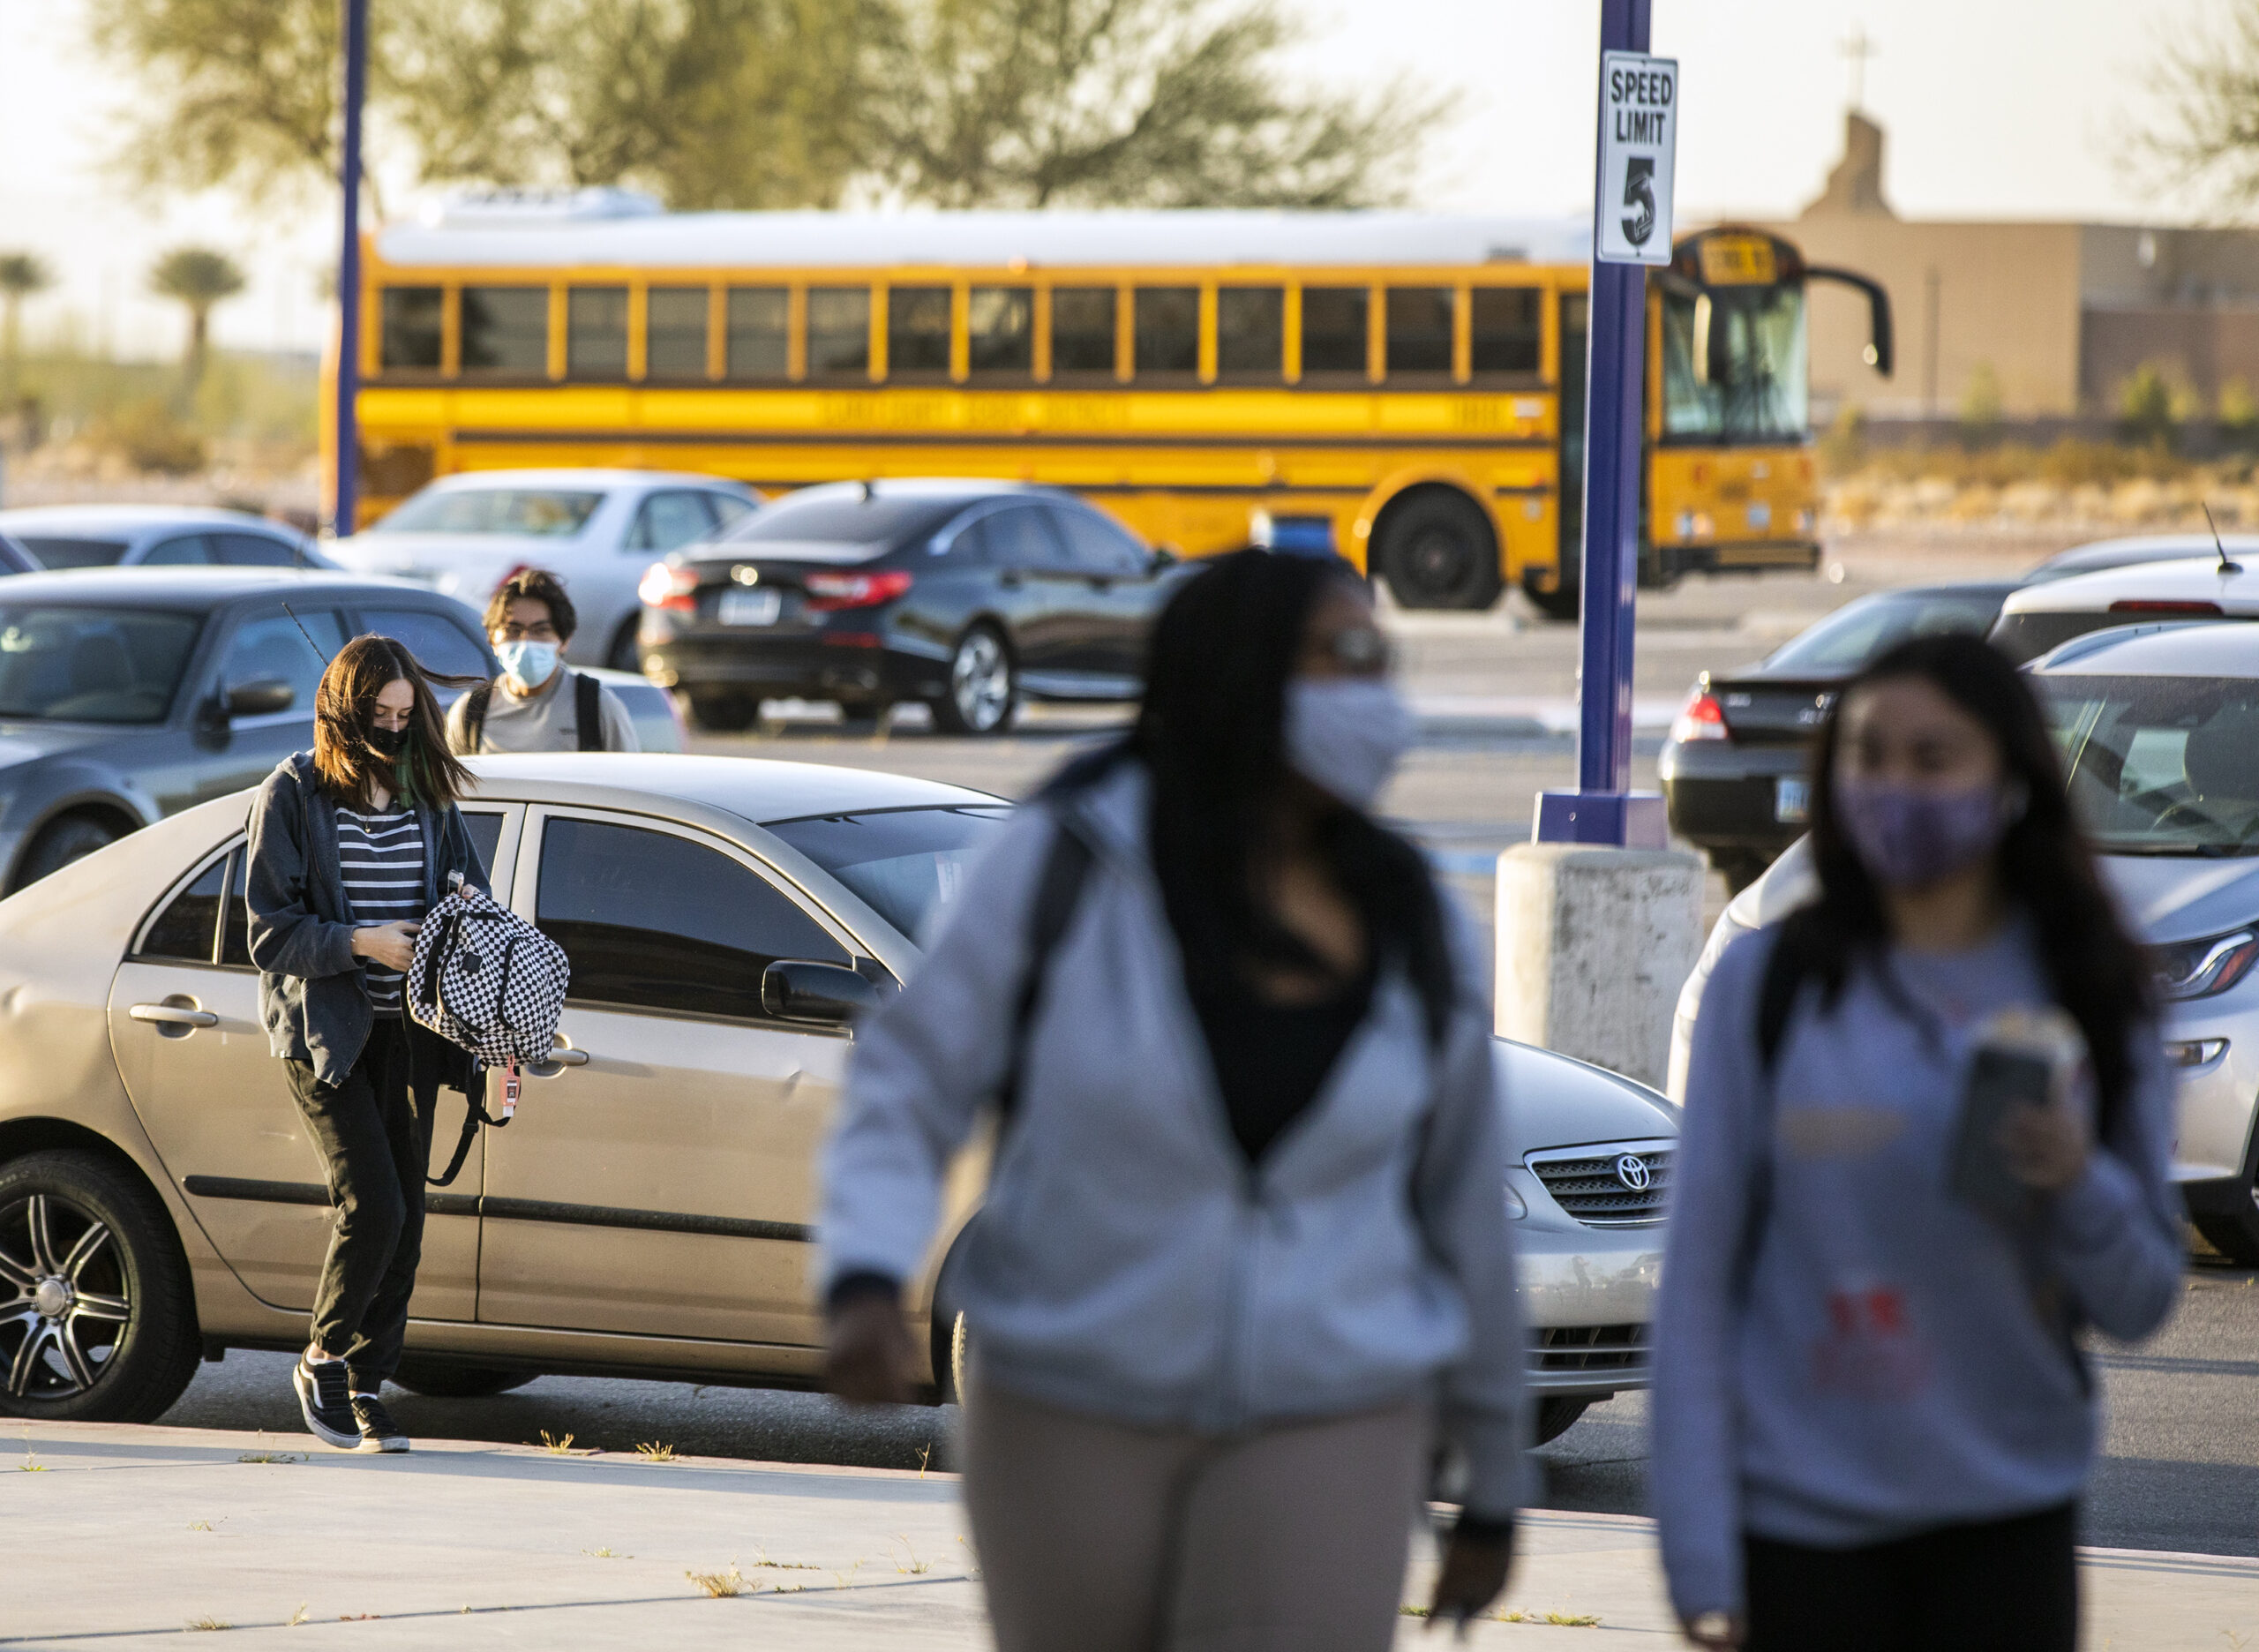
left=537, top=817, right=847, bottom=1020
left=1766, top=591, right=2005, bottom=673
left=139, top=852, right=227, bottom=964
left=723, top=494, right=962, bottom=547
left=21, top=537, right=131, bottom=569
left=706, top=493, right=754, bottom=531
left=216, top=532, right=303, bottom=567
left=1047, top=507, right=1146, bottom=576
left=1989, top=609, right=2166, bottom=667
left=461, top=810, right=506, bottom=875
left=628, top=492, right=717, bottom=552
left=141, top=535, right=214, bottom=566
left=765, top=806, right=1009, bottom=940
left=984, top=506, right=1065, bottom=571
left=0, top=532, right=34, bottom=576
left=360, top=607, right=492, bottom=685
left=0, top=605, right=201, bottom=723
left=375, top=489, right=602, bottom=537
left=222, top=848, right=252, bottom=967
left=221, top=608, right=348, bottom=713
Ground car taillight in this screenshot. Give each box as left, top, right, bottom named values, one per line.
left=639, top=561, right=700, bottom=612
left=805, top=570, right=912, bottom=612
left=2153, top=928, right=2259, bottom=1001
left=2108, top=600, right=2225, bottom=616
left=1670, top=689, right=1729, bottom=744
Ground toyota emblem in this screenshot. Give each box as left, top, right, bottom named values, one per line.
left=1614, top=1154, right=1652, bottom=1192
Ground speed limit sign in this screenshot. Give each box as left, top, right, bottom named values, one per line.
left=1595, top=51, right=1677, bottom=267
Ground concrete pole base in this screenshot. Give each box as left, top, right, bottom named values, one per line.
left=1495, top=842, right=1706, bottom=1092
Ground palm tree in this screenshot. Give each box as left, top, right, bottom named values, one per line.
left=0, top=252, right=51, bottom=398
left=148, top=247, right=247, bottom=395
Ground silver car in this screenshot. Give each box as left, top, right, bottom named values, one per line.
left=1669, top=621, right=2259, bottom=1265
left=0, top=755, right=1668, bottom=1440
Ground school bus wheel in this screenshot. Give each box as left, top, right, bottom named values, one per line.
left=1372, top=487, right=1503, bottom=612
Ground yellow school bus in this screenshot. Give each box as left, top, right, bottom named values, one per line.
left=334, top=202, right=1888, bottom=613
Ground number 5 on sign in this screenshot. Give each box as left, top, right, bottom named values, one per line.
left=1596, top=51, right=1678, bottom=267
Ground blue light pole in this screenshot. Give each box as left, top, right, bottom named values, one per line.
left=331, top=0, right=369, bottom=539
left=1535, top=0, right=1666, bottom=850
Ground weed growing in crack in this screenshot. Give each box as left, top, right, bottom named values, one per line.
left=687, top=1563, right=747, bottom=1598
left=634, top=1440, right=678, bottom=1463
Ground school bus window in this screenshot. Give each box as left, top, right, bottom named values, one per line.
left=459, top=287, right=549, bottom=375
left=807, top=287, right=871, bottom=379
left=726, top=287, right=788, bottom=379
left=1471, top=288, right=1542, bottom=376
left=567, top=287, right=628, bottom=379
left=1385, top=288, right=1453, bottom=376
left=1049, top=288, right=1117, bottom=377
left=647, top=287, right=709, bottom=379
left=379, top=287, right=442, bottom=371
left=1134, top=288, right=1199, bottom=377
left=968, top=287, right=1033, bottom=377
left=1299, top=288, right=1368, bottom=378
left=888, top=286, right=951, bottom=378
left=1216, top=288, right=1283, bottom=380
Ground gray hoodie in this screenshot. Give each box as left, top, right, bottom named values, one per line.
left=820, top=760, right=1528, bottom=1516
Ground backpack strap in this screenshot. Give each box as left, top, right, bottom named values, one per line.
left=574, top=673, right=604, bottom=752
left=993, top=815, right=1095, bottom=1135
left=464, top=683, right=492, bottom=753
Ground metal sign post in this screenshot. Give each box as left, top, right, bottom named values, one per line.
left=1535, top=0, right=1678, bottom=848
left=330, top=0, right=369, bottom=540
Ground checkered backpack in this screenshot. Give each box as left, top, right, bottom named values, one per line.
left=407, top=873, right=571, bottom=1184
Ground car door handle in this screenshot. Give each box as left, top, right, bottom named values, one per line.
left=525, top=1048, right=590, bottom=1078
left=130, top=1003, right=219, bottom=1028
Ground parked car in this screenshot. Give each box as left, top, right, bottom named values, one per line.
left=0, top=567, right=679, bottom=893
left=2022, top=531, right=2259, bottom=584
left=1666, top=621, right=2259, bottom=1264
left=1659, top=582, right=2017, bottom=891
left=0, top=531, right=36, bottom=577
left=0, top=506, right=327, bottom=573
left=1991, top=552, right=2259, bottom=665
left=329, top=469, right=758, bottom=672
left=638, top=479, right=1188, bottom=734
left=0, top=752, right=1672, bottom=1436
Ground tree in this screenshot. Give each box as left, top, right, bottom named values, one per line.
left=149, top=248, right=247, bottom=395
left=2135, top=0, right=2259, bottom=214
left=0, top=253, right=52, bottom=396
left=874, top=0, right=1451, bottom=208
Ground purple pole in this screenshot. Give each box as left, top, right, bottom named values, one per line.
left=331, top=0, right=369, bottom=538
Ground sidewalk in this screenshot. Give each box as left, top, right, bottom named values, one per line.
left=4, top=1419, right=2255, bottom=1648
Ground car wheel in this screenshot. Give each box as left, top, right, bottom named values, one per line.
left=686, top=692, right=759, bottom=732
left=933, top=625, right=1017, bottom=736
left=2194, top=1175, right=2259, bottom=1265
left=927, top=1229, right=972, bottom=1406
left=1377, top=492, right=1503, bottom=612
left=1533, top=1397, right=1591, bottom=1446
left=605, top=619, right=643, bottom=674
left=388, top=1359, right=537, bottom=1399
left=16, top=815, right=121, bottom=890
left=0, top=1151, right=199, bottom=1423
left=1520, top=574, right=1580, bottom=623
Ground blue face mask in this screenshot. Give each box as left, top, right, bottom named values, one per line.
left=495, top=640, right=559, bottom=689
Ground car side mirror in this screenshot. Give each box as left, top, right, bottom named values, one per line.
left=761, top=959, right=881, bottom=1026
left=1148, top=547, right=1177, bottom=573
left=225, top=678, right=296, bottom=717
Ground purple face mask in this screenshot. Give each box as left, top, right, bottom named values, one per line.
left=1833, top=777, right=2018, bottom=890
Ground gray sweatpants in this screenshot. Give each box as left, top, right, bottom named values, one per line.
left=962, top=1376, right=1432, bottom=1652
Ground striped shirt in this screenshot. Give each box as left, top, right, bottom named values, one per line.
left=337, top=804, right=426, bottom=1016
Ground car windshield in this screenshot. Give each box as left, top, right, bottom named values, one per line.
left=373, top=488, right=603, bottom=537
left=19, top=536, right=131, bottom=569
left=722, top=494, right=964, bottom=549
left=2039, top=672, right=2259, bottom=856
left=0, top=605, right=203, bottom=724
left=1765, top=590, right=2003, bottom=673
left=1661, top=283, right=1808, bottom=443
left=764, top=804, right=1010, bottom=939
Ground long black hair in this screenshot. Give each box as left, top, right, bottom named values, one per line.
left=1782, top=632, right=2150, bottom=1133
left=1101, top=549, right=1453, bottom=1037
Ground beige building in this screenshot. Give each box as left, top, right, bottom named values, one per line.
left=1755, top=115, right=2259, bottom=431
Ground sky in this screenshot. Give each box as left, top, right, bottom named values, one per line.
left=0, top=0, right=2221, bottom=363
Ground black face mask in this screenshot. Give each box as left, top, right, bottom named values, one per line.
left=364, top=725, right=408, bottom=760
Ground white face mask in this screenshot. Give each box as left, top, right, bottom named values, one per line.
left=495, top=639, right=559, bottom=691
left=1282, top=677, right=1415, bottom=810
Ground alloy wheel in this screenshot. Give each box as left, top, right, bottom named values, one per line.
left=950, top=630, right=1013, bottom=733
left=0, top=1192, right=131, bottom=1400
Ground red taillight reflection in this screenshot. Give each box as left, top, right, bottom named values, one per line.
left=2108, top=599, right=2225, bottom=616
left=1670, top=689, right=1729, bottom=744
left=806, top=570, right=913, bottom=612
left=638, top=561, right=700, bottom=612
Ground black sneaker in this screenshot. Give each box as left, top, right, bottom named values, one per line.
left=350, top=1394, right=409, bottom=1454
left=291, top=1353, right=358, bottom=1451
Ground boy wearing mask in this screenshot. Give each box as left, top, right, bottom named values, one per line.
left=446, top=569, right=641, bottom=755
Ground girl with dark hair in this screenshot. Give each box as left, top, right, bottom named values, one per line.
left=1654, top=633, right=2181, bottom=1652
left=245, top=635, right=489, bottom=1454
left=821, top=551, right=1526, bottom=1649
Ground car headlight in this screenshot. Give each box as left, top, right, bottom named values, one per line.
left=2153, top=928, right=2259, bottom=1001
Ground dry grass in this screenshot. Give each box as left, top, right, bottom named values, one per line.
left=634, top=1440, right=678, bottom=1463
left=235, top=1452, right=299, bottom=1465
left=1399, top=1604, right=1602, bottom=1627
left=686, top=1563, right=747, bottom=1598
left=285, top=1603, right=308, bottom=1627
left=185, top=1617, right=229, bottom=1632
left=891, top=1536, right=934, bottom=1575
left=535, top=1430, right=597, bottom=1456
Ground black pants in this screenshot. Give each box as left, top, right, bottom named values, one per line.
left=283, top=1017, right=439, bottom=1393
left=1745, top=1502, right=2078, bottom=1652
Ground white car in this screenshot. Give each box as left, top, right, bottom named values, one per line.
left=330, top=469, right=758, bottom=672
left=0, top=506, right=326, bottom=572
left=1993, top=550, right=2259, bottom=665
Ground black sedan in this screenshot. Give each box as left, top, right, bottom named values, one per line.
left=638, top=480, right=1185, bottom=734
left=1658, top=582, right=2017, bottom=891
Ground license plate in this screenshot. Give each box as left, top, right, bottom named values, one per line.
left=717, top=588, right=782, bottom=627
left=1775, top=777, right=1810, bottom=823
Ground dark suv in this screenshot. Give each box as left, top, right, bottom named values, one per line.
left=638, top=480, right=1182, bottom=734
